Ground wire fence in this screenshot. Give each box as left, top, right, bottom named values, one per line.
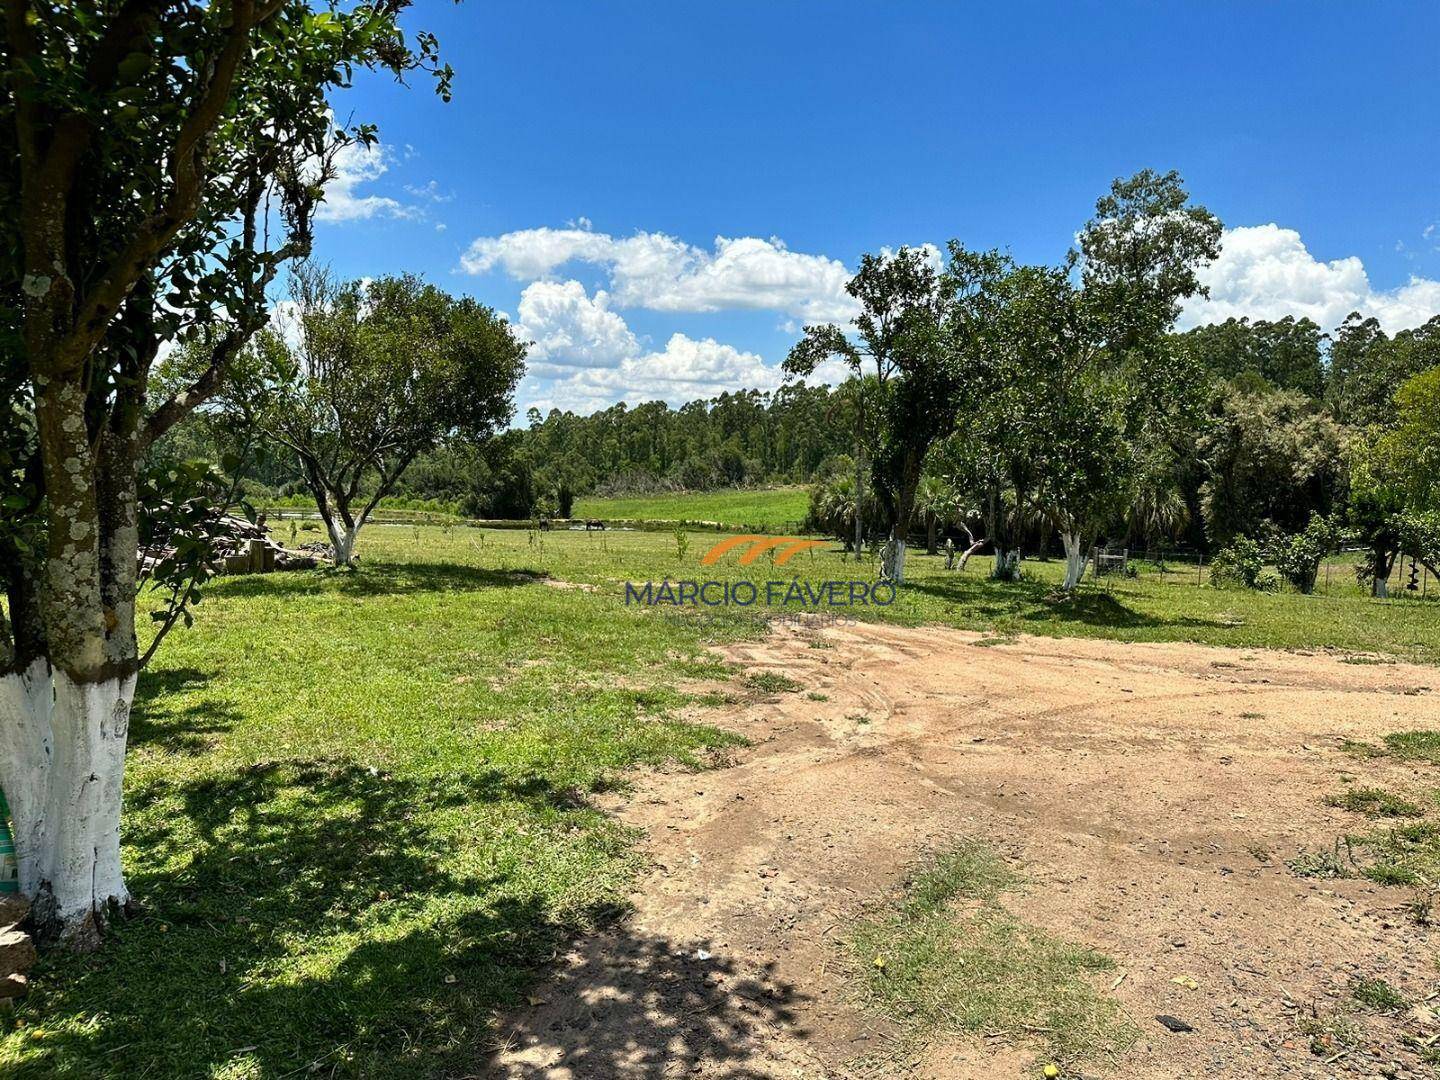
left=1092, top=546, right=1434, bottom=597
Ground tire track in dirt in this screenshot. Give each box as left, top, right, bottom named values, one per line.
left=490, top=621, right=1440, bottom=1079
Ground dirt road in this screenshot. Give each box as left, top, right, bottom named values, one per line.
left=491, top=621, right=1439, bottom=1079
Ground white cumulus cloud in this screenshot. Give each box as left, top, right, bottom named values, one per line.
left=1181, top=224, right=1440, bottom=333
left=514, top=280, right=637, bottom=369
left=462, top=224, right=857, bottom=322
left=509, top=279, right=793, bottom=413
left=523, top=332, right=783, bottom=415
left=315, top=139, right=419, bottom=224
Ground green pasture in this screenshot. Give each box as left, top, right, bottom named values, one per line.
left=571, top=486, right=811, bottom=531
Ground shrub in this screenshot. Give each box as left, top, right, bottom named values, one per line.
left=1210, top=535, right=1264, bottom=589
left=1274, top=514, right=1338, bottom=594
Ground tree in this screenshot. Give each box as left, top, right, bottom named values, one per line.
left=1199, top=387, right=1348, bottom=548
left=783, top=249, right=940, bottom=582
left=253, top=267, right=525, bottom=565
left=981, top=261, right=1137, bottom=590
left=474, top=431, right=540, bottom=520
left=806, top=455, right=882, bottom=551
left=1274, top=514, right=1339, bottom=594
left=934, top=394, right=1039, bottom=582
left=1, top=1, right=448, bottom=945
left=1348, top=365, right=1440, bottom=595
left=1125, top=445, right=1191, bottom=547
left=1039, top=170, right=1220, bottom=590
left=1177, top=316, right=1325, bottom=398
left=957, top=260, right=1112, bottom=587
left=538, top=453, right=593, bottom=519
left=915, top=474, right=956, bottom=555
left=1372, top=365, right=1440, bottom=511
left=1346, top=439, right=1408, bottom=598
left=1077, top=168, right=1223, bottom=354
left=939, top=171, right=1218, bottom=591
left=784, top=246, right=1005, bottom=582
left=1328, top=315, right=1440, bottom=429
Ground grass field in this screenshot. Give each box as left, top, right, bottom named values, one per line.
left=3, top=524, right=1438, bottom=1077
left=572, top=486, right=810, bottom=531
left=414, top=524, right=1440, bottom=660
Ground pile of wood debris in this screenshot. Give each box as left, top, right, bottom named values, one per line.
left=139, top=512, right=324, bottom=576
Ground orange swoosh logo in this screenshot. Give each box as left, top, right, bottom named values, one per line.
left=700, top=534, right=767, bottom=565
left=701, top=535, right=830, bottom=566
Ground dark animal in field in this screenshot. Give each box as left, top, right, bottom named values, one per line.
left=585, top=519, right=606, bottom=531
left=538, top=517, right=552, bottom=531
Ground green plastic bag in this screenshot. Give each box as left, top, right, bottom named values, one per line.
left=0, top=789, right=19, bottom=893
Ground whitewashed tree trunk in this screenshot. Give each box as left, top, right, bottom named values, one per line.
left=991, top=548, right=1021, bottom=580
left=1060, top=531, right=1088, bottom=591
left=1369, top=550, right=1392, bottom=598
left=0, top=663, right=134, bottom=945
left=325, top=517, right=358, bottom=567
left=881, top=537, right=907, bottom=583
left=42, top=671, right=135, bottom=936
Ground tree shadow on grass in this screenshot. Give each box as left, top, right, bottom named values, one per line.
left=1020, top=589, right=1232, bottom=631
left=128, top=666, right=244, bottom=756
left=908, top=576, right=1232, bottom=632
left=7, top=759, right=624, bottom=1079
left=211, top=561, right=550, bottom=601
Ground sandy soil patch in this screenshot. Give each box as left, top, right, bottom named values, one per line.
left=491, top=622, right=1439, bottom=1079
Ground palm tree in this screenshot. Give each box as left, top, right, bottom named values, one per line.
left=1127, top=483, right=1190, bottom=548
left=809, top=471, right=857, bottom=549
left=915, top=474, right=954, bottom=555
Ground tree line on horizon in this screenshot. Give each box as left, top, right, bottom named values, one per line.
left=177, top=171, right=1439, bottom=593
left=178, top=295, right=1440, bottom=582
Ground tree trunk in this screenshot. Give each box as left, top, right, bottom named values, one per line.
left=853, top=452, right=865, bottom=564
left=305, top=476, right=360, bottom=567
left=1372, top=548, right=1395, bottom=598
left=992, top=548, right=1021, bottom=581
left=6, top=364, right=142, bottom=947
left=956, top=539, right=985, bottom=572
left=0, top=658, right=54, bottom=898
left=325, top=516, right=358, bottom=567
left=881, top=532, right=908, bottom=583
left=881, top=529, right=904, bottom=584
left=35, top=670, right=135, bottom=944
left=926, top=516, right=938, bottom=556
left=983, top=494, right=1016, bottom=581
left=1060, top=531, right=1088, bottom=591
left=892, top=452, right=920, bottom=580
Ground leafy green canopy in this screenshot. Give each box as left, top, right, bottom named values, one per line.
left=1177, top=316, right=1326, bottom=398
left=2, top=1, right=451, bottom=674
left=244, top=265, right=525, bottom=551
left=940, top=170, right=1220, bottom=561
left=783, top=245, right=1008, bottom=544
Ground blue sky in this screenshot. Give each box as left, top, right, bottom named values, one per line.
left=311, top=2, right=1440, bottom=415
